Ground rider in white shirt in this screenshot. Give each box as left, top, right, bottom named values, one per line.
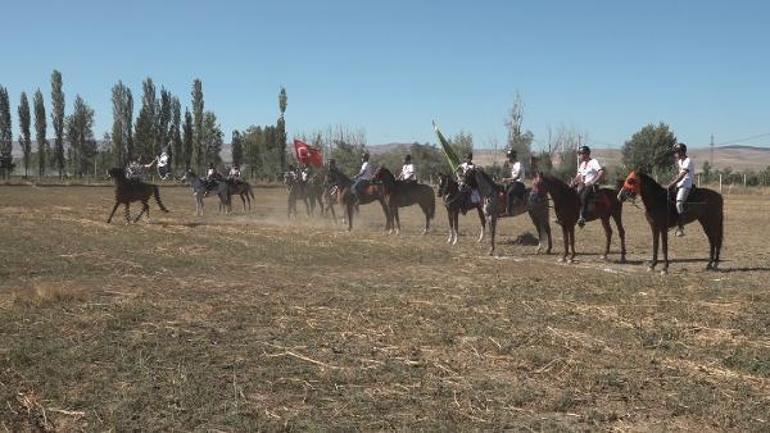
left=667, top=143, right=694, bottom=237
left=228, top=164, right=241, bottom=181
left=457, top=152, right=480, bottom=204
left=398, top=154, right=416, bottom=182
left=157, top=149, right=170, bottom=179
left=574, top=145, right=605, bottom=227
left=502, top=149, right=526, bottom=214
left=353, top=152, right=375, bottom=200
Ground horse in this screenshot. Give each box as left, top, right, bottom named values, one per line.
left=437, top=173, right=486, bottom=245
left=283, top=172, right=310, bottom=218
left=325, top=168, right=390, bottom=231
left=617, top=170, right=723, bottom=273
left=226, top=179, right=255, bottom=212
left=470, top=168, right=553, bottom=256
left=182, top=170, right=230, bottom=216
left=532, top=172, right=626, bottom=264
left=373, top=167, right=435, bottom=234
left=106, top=167, right=170, bottom=223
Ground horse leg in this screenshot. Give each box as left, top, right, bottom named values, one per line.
left=133, top=201, right=147, bottom=223
left=107, top=201, right=119, bottom=223
left=421, top=203, right=430, bottom=235
left=661, top=229, right=669, bottom=274
left=488, top=214, right=497, bottom=256
left=394, top=207, right=401, bottom=235
left=559, top=226, right=569, bottom=263
left=347, top=202, right=354, bottom=231
left=568, top=225, right=577, bottom=263
left=241, top=193, right=246, bottom=212
left=476, top=206, right=486, bottom=243
left=649, top=227, right=659, bottom=271
left=124, top=203, right=131, bottom=223
left=700, top=217, right=719, bottom=270
left=380, top=200, right=391, bottom=232
left=453, top=211, right=460, bottom=245
left=614, top=210, right=627, bottom=263
left=601, top=217, right=612, bottom=261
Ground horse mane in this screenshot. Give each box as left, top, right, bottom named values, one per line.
left=636, top=171, right=666, bottom=196
left=328, top=167, right=352, bottom=185
left=377, top=166, right=396, bottom=183
left=541, top=174, right=574, bottom=196
left=472, top=168, right=500, bottom=198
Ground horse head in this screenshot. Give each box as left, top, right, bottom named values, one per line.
left=617, top=170, right=642, bottom=202
left=108, top=167, right=126, bottom=181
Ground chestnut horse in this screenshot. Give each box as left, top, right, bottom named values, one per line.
left=532, top=172, right=626, bottom=263
left=374, top=167, right=435, bottom=234
left=618, top=171, right=723, bottom=273
left=325, top=168, right=390, bottom=231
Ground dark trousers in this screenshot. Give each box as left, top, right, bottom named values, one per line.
left=506, top=181, right=526, bottom=214
left=579, top=185, right=595, bottom=219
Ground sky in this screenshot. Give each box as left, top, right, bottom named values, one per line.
left=1, top=0, right=769, bottom=150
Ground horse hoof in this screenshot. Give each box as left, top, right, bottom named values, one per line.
left=558, top=257, right=565, bottom=263
left=600, top=255, right=608, bottom=261
left=646, top=266, right=654, bottom=272
left=567, top=258, right=574, bottom=264
left=660, top=269, right=668, bottom=276
left=452, top=238, right=458, bottom=246
left=488, top=250, right=494, bottom=256
left=619, top=257, right=627, bottom=264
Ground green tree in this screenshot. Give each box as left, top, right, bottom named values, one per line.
left=701, top=160, right=713, bottom=184
left=449, top=131, right=474, bottom=162
left=277, top=87, right=288, bottom=170
left=622, top=122, right=677, bottom=178
left=33, top=89, right=47, bottom=177
left=201, top=111, right=223, bottom=167
left=156, top=88, right=172, bottom=156
left=111, top=81, right=133, bottom=167
left=182, top=108, right=193, bottom=171
left=191, top=79, right=204, bottom=172
left=134, top=77, right=157, bottom=161
left=231, top=130, right=243, bottom=167
left=242, top=125, right=264, bottom=178
left=65, top=95, right=95, bottom=177
left=169, top=97, right=182, bottom=173
left=50, top=70, right=66, bottom=177
left=505, top=92, right=534, bottom=170
left=0, top=86, right=12, bottom=178
left=17, top=92, right=31, bottom=177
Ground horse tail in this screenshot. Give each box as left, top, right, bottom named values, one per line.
left=426, top=186, right=436, bottom=220
left=153, top=185, right=170, bottom=213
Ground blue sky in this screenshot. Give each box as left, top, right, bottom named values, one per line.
left=1, top=0, right=769, bottom=150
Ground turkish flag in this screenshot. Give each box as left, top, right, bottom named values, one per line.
left=294, top=139, right=324, bottom=168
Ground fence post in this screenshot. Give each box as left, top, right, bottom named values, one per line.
left=719, top=174, right=723, bottom=193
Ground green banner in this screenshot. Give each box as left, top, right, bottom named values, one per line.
left=432, top=121, right=460, bottom=172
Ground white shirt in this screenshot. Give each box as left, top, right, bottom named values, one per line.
left=357, top=161, right=375, bottom=180
left=158, top=153, right=169, bottom=167
left=301, top=170, right=309, bottom=182
left=677, top=157, right=694, bottom=189
left=400, top=163, right=416, bottom=181
left=510, top=161, right=524, bottom=181
left=578, top=158, right=603, bottom=186
left=229, top=168, right=240, bottom=179
left=459, top=161, right=475, bottom=175
left=207, top=168, right=215, bottom=177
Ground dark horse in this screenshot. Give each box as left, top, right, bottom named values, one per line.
left=532, top=172, right=626, bottom=264
left=325, top=168, right=390, bottom=231
left=437, top=173, right=486, bottom=245
left=471, top=168, right=552, bottom=256
left=283, top=172, right=313, bottom=218
left=107, top=167, right=170, bottom=223
left=618, top=171, right=723, bottom=273
left=373, top=167, right=435, bottom=234
left=225, top=179, right=255, bottom=212
left=182, top=169, right=230, bottom=216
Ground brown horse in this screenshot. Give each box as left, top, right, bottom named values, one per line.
left=107, top=167, right=169, bottom=223
left=436, top=173, right=486, bottom=245
left=618, top=171, right=723, bottom=273
left=325, top=168, right=390, bottom=231
left=471, top=168, right=553, bottom=256
left=532, top=172, right=626, bottom=263
left=226, top=179, right=255, bottom=212
left=374, top=167, right=435, bottom=234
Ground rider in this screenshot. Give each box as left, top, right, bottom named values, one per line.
left=228, top=164, right=242, bottom=182
left=205, top=162, right=222, bottom=192
left=300, top=163, right=314, bottom=183
left=157, top=148, right=171, bottom=180
left=574, top=145, right=605, bottom=227
left=667, top=143, right=694, bottom=237
left=126, top=155, right=155, bottom=181
left=457, top=152, right=480, bottom=205
left=352, top=152, right=375, bottom=201
left=398, top=154, right=416, bottom=183
left=502, top=149, right=526, bottom=215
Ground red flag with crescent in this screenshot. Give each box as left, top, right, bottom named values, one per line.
left=294, top=139, right=323, bottom=168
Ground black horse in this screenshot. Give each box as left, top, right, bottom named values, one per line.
left=470, top=168, right=552, bottom=256
left=107, top=167, right=169, bottom=223
left=374, top=167, right=435, bottom=234
left=437, top=173, right=487, bottom=245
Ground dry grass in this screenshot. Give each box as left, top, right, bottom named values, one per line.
left=1, top=184, right=769, bottom=432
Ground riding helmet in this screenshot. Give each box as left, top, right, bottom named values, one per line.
left=362, top=152, right=370, bottom=161
left=673, top=143, right=687, bottom=153
left=465, top=152, right=473, bottom=160
left=506, top=149, right=517, bottom=159
left=404, top=154, right=412, bottom=162
left=578, top=145, right=591, bottom=155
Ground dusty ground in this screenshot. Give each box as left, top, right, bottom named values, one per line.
left=1, top=184, right=769, bottom=432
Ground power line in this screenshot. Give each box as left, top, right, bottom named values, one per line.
left=714, top=132, right=770, bottom=146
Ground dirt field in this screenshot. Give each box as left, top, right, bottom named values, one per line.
left=1, top=184, right=769, bottom=432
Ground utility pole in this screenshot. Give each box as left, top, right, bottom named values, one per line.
left=710, top=133, right=714, bottom=166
